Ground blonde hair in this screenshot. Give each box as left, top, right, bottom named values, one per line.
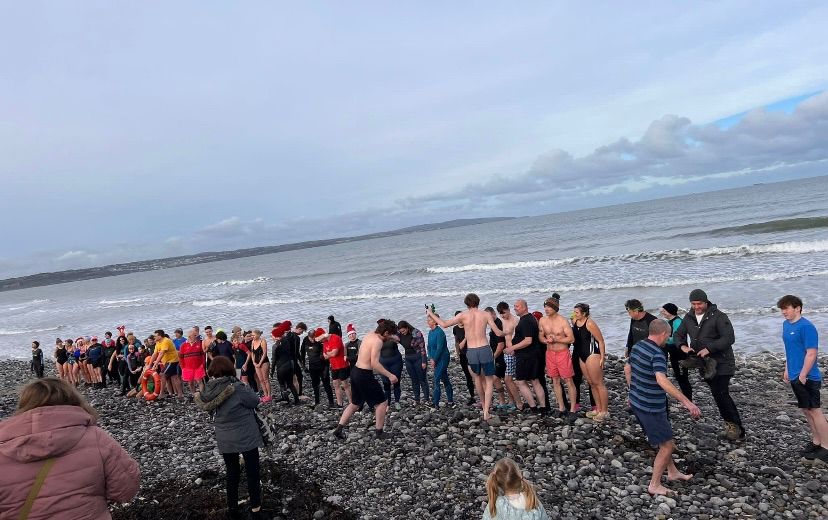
left=486, top=458, right=538, bottom=517
left=16, top=377, right=99, bottom=421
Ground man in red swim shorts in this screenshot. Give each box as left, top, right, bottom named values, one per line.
left=538, top=295, right=577, bottom=419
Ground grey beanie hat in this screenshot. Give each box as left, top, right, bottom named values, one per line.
left=689, top=289, right=708, bottom=302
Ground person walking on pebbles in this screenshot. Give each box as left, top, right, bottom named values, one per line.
left=427, top=293, right=503, bottom=422
left=333, top=319, right=400, bottom=440
left=625, top=320, right=700, bottom=496
left=777, top=295, right=828, bottom=465
left=674, top=288, right=745, bottom=440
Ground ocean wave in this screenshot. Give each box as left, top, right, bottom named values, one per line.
left=6, top=299, right=50, bottom=311
left=188, top=269, right=828, bottom=308
left=426, top=240, right=828, bottom=274
left=202, top=277, right=273, bottom=287
left=688, top=216, right=828, bottom=237
left=99, top=298, right=144, bottom=305
left=0, top=325, right=63, bottom=336
left=726, top=306, right=828, bottom=316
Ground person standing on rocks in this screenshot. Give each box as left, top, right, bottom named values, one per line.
left=428, top=293, right=503, bottom=422
left=776, top=294, right=828, bottom=465
left=624, top=299, right=658, bottom=358
left=625, top=320, right=700, bottom=496
left=660, top=303, right=692, bottom=400
left=378, top=325, right=404, bottom=409
left=333, top=319, right=400, bottom=440
left=496, top=301, right=522, bottom=410
left=345, top=323, right=361, bottom=373
left=30, top=341, right=44, bottom=379
left=271, top=322, right=300, bottom=405
left=398, top=320, right=430, bottom=406
left=303, top=328, right=335, bottom=408
left=320, top=328, right=352, bottom=407
left=149, top=329, right=184, bottom=399
left=194, top=356, right=264, bottom=520
left=452, top=311, right=477, bottom=406
left=288, top=322, right=306, bottom=397
left=506, top=299, right=547, bottom=414
left=485, top=306, right=513, bottom=410
left=571, top=303, right=609, bottom=421
left=674, top=288, right=745, bottom=440
left=538, top=295, right=577, bottom=419
left=426, top=313, right=455, bottom=408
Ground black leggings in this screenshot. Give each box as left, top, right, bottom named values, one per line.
left=277, top=363, right=299, bottom=403
left=222, top=448, right=261, bottom=511
left=309, top=365, right=333, bottom=405
left=666, top=345, right=693, bottom=400
left=458, top=349, right=475, bottom=398
left=294, top=361, right=303, bottom=395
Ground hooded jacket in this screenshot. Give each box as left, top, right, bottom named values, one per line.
left=673, top=303, right=737, bottom=376
left=0, top=405, right=140, bottom=520
left=195, top=377, right=261, bottom=454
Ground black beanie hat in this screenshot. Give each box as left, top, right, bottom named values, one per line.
left=689, top=289, right=708, bottom=302
left=662, top=303, right=679, bottom=316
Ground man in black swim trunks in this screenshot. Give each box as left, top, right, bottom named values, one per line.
left=333, top=320, right=400, bottom=440
left=507, top=299, right=547, bottom=413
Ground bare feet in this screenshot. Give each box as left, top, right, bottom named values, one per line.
left=647, top=484, right=674, bottom=496
left=667, top=471, right=693, bottom=482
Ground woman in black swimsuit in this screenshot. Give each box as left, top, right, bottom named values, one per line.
left=54, top=339, right=69, bottom=381
left=571, top=303, right=609, bottom=421
left=250, top=330, right=272, bottom=403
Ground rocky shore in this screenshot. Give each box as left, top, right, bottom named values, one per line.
left=1, top=354, right=827, bottom=519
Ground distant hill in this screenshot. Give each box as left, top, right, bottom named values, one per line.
left=0, top=217, right=513, bottom=292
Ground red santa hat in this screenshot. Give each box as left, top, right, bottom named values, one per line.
left=532, top=311, right=543, bottom=321
left=346, top=323, right=356, bottom=336
left=313, top=327, right=326, bottom=339
left=271, top=322, right=292, bottom=339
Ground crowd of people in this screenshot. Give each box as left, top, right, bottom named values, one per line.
left=9, top=288, right=826, bottom=518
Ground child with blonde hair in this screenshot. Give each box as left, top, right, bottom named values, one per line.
left=483, top=458, right=549, bottom=520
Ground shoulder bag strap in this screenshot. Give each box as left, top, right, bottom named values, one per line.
left=18, top=457, right=56, bottom=520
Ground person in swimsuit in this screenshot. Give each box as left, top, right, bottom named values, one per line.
left=333, top=319, right=400, bottom=440
left=427, top=293, right=503, bottom=422
left=54, top=338, right=68, bottom=381
left=250, top=330, right=271, bottom=403
left=67, top=339, right=79, bottom=386
left=538, top=295, right=577, bottom=419
left=572, top=303, right=609, bottom=421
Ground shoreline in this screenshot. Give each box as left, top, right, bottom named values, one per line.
left=1, top=355, right=827, bottom=519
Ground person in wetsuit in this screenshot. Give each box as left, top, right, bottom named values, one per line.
left=272, top=324, right=300, bottom=405
left=345, top=324, right=361, bottom=372
left=303, top=328, right=334, bottom=408
left=378, top=324, right=403, bottom=408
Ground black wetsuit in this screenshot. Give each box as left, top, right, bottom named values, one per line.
left=303, top=338, right=333, bottom=405
left=379, top=339, right=403, bottom=404
left=490, top=318, right=505, bottom=378
left=273, top=338, right=299, bottom=403
left=453, top=326, right=475, bottom=399
left=284, top=331, right=303, bottom=394
left=345, top=339, right=361, bottom=369
left=625, top=312, right=657, bottom=357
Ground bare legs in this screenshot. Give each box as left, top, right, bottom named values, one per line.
left=472, top=373, right=494, bottom=420
left=649, top=440, right=693, bottom=495
left=333, top=379, right=351, bottom=406
left=582, top=357, right=609, bottom=415
left=256, top=362, right=271, bottom=399
left=551, top=376, right=578, bottom=413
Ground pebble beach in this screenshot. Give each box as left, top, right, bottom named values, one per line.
left=1, top=354, right=827, bottom=520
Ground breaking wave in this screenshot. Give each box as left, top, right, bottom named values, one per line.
left=426, top=240, right=828, bottom=274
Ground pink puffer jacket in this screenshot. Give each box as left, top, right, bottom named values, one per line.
left=0, top=405, right=140, bottom=520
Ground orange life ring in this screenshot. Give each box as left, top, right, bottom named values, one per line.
left=141, top=368, right=162, bottom=401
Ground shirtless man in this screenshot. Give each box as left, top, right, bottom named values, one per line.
left=495, top=301, right=521, bottom=408
left=506, top=299, right=547, bottom=412
left=202, top=325, right=216, bottom=374
left=333, top=319, right=400, bottom=440
left=428, top=293, right=503, bottom=421
left=539, top=295, right=577, bottom=418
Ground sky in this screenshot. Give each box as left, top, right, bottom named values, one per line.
left=1, top=2, right=828, bottom=278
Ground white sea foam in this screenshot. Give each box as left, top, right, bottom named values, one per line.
left=203, top=277, right=272, bottom=287
left=0, top=325, right=62, bottom=336
left=99, top=298, right=144, bottom=305
left=187, top=269, right=828, bottom=308
left=426, top=240, right=828, bottom=274
left=6, top=299, right=50, bottom=311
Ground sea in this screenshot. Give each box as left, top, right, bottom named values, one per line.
left=1, top=176, right=826, bottom=360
